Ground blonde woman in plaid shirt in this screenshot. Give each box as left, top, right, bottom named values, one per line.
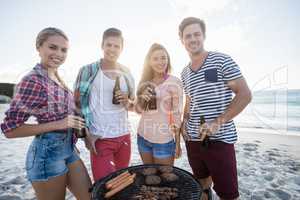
left=1, top=28, right=92, bottom=200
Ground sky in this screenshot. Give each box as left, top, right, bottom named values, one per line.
left=0, top=0, right=299, bottom=91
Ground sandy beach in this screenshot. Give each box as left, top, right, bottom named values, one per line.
left=0, top=126, right=300, bottom=200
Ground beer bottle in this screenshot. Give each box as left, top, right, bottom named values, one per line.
left=112, top=76, right=121, bottom=105
left=200, top=116, right=210, bottom=148
left=74, top=113, right=86, bottom=138
left=148, top=85, right=157, bottom=110
left=200, top=116, right=205, bottom=125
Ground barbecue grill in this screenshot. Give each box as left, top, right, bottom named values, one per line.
left=91, top=164, right=202, bottom=200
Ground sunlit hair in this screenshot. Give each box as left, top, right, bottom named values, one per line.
left=101, top=27, right=124, bottom=47
left=36, top=27, right=68, bottom=49
left=36, top=27, right=70, bottom=90
left=178, top=17, right=206, bottom=38
left=137, top=43, right=172, bottom=94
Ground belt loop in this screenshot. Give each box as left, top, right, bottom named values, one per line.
left=68, top=128, right=72, bottom=135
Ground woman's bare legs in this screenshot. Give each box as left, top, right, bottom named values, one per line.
left=67, top=159, right=92, bottom=200
left=154, top=156, right=174, bottom=166
left=139, top=152, right=154, bottom=164
left=32, top=175, right=67, bottom=200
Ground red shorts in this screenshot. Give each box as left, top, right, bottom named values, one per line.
left=186, top=141, right=239, bottom=200
left=91, top=134, right=131, bottom=182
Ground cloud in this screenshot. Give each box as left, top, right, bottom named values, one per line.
left=167, top=0, right=235, bottom=18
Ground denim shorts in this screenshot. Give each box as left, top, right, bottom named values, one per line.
left=137, top=135, right=175, bottom=159
left=26, top=131, right=80, bottom=182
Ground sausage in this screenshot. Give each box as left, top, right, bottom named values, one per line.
left=105, top=171, right=130, bottom=189
left=106, top=171, right=130, bottom=186
left=106, top=173, right=131, bottom=189
left=110, top=173, right=136, bottom=190
left=104, top=174, right=136, bottom=198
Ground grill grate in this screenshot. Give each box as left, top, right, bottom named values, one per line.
left=91, top=164, right=202, bottom=200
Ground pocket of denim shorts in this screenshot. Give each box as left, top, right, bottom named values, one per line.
left=26, top=145, right=36, bottom=170
left=45, top=135, right=73, bottom=160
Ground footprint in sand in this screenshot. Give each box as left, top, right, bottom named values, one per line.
left=0, top=185, right=10, bottom=191
left=293, top=177, right=300, bottom=186
left=281, top=159, right=300, bottom=174
left=5, top=176, right=25, bottom=185
left=0, top=195, right=22, bottom=200
left=264, top=174, right=274, bottom=182
left=277, top=179, right=286, bottom=185
left=279, top=144, right=289, bottom=147
left=263, top=190, right=277, bottom=199
left=270, top=182, right=279, bottom=188
left=250, top=190, right=277, bottom=200
left=243, top=151, right=252, bottom=157
left=266, top=150, right=281, bottom=157
left=250, top=194, right=264, bottom=200
left=243, top=143, right=259, bottom=151
left=270, top=148, right=280, bottom=152
left=239, top=187, right=252, bottom=196
left=267, top=189, right=292, bottom=200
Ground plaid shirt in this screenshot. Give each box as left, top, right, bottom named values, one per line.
left=74, top=59, right=135, bottom=129
left=1, top=64, right=75, bottom=133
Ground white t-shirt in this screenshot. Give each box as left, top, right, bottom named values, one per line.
left=89, top=68, right=131, bottom=138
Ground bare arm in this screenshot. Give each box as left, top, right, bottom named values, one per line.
left=133, top=98, right=144, bottom=114
left=5, top=122, right=62, bottom=138
left=199, top=77, right=252, bottom=140
left=4, top=115, right=84, bottom=139
left=125, top=98, right=136, bottom=112
left=182, top=95, right=191, bottom=123
left=115, top=90, right=136, bottom=112
left=170, top=80, right=184, bottom=129
left=180, top=95, right=191, bottom=141
left=217, top=77, right=252, bottom=124
left=132, top=86, right=153, bottom=114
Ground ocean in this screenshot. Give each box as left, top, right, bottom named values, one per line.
left=235, top=89, right=300, bottom=134
left=1, top=89, right=300, bottom=135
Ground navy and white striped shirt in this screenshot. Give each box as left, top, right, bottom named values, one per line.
left=181, top=51, right=242, bottom=144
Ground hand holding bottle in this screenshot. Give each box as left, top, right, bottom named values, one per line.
left=199, top=119, right=221, bottom=141
left=139, top=86, right=153, bottom=102
left=55, top=115, right=85, bottom=131
left=114, top=90, right=129, bottom=107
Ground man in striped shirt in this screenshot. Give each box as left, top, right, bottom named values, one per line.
left=179, top=17, right=252, bottom=200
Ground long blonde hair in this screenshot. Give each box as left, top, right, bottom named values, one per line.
left=36, top=27, right=70, bottom=91
left=137, top=43, right=172, bottom=94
